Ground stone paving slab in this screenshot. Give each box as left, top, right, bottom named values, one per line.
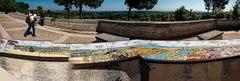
left=0, top=14, right=96, bottom=43
left=223, top=32, right=240, bottom=39
left=0, top=19, right=13, bottom=22
left=64, top=36, right=95, bottom=44
left=0, top=24, right=11, bottom=39
left=7, top=28, right=62, bottom=41
left=183, top=36, right=199, bottom=41
left=0, top=33, right=2, bottom=38
left=0, top=22, right=26, bottom=29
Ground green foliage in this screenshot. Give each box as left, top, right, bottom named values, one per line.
left=174, top=6, right=189, bottom=21
left=189, top=13, right=202, bottom=20
left=36, top=6, right=43, bottom=14
left=124, top=0, right=158, bottom=20
left=0, top=0, right=17, bottom=13
left=203, top=0, right=229, bottom=14
left=84, top=0, right=104, bottom=9
left=204, top=0, right=212, bottom=12
left=215, top=11, right=226, bottom=19
left=73, top=0, right=104, bottom=18
left=233, top=2, right=240, bottom=19
left=46, top=9, right=53, bottom=17
left=174, top=6, right=202, bottom=21
left=16, top=2, right=29, bottom=10
left=162, top=13, right=175, bottom=21
left=226, top=11, right=232, bottom=20
left=54, top=0, right=74, bottom=18
left=16, top=2, right=29, bottom=14
left=125, top=0, right=158, bottom=10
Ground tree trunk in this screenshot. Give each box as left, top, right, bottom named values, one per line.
left=67, top=8, right=70, bottom=19
left=127, top=6, right=132, bottom=20
left=65, top=4, right=71, bottom=19
left=207, top=10, right=210, bottom=17
left=212, top=5, right=215, bottom=15
left=79, top=3, right=83, bottom=19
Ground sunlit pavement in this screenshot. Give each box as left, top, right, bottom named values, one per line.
left=0, top=14, right=96, bottom=44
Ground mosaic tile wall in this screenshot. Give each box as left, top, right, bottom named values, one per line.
left=1, top=39, right=240, bottom=64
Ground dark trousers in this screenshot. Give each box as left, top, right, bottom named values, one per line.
left=24, top=23, right=35, bottom=36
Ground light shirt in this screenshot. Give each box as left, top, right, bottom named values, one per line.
left=30, top=15, right=35, bottom=22
left=30, top=14, right=37, bottom=22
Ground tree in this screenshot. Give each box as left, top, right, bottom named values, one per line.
left=46, top=9, right=53, bottom=17
left=162, top=13, right=175, bottom=21
left=0, top=0, right=17, bottom=14
left=215, top=11, right=226, bottom=19
left=174, top=6, right=189, bottom=21
left=233, top=0, right=240, bottom=19
left=204, top=0, right=229, bottom=15
left=236, top=0, right=240, bottom=4
left=204, top=0, right=212, bottom=16
left=54, top=0, right=74, bottom=18
left=36, top=6, right=43, bottom=14
left=124, top=0, right=158, bottom=20
left=174, top=6, right=202, bottom=21
left=74, top=0, right=104, bottom=19
left=16, top=2, right=29, bottom=10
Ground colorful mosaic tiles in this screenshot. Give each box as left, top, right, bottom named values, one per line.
left=1, top=39, right=240, bottom=64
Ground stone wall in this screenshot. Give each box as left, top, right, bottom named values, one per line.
left=0, top=56, right=142, bottom=81
left=2, top=55, right=240, bottom=81
left=8, top=13, right=99, bottom=31
left=97, top=19, right=240, bottom=40
left=146, top=56, right=240, bottom=81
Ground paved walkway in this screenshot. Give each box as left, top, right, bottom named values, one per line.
left=0, top=14, right=96, bottom=44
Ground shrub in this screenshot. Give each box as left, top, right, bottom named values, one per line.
left=215, top=11, right=226, bottom=19
left=162, top=13, right=175, bottom=21
left=190, top=13, right=202, bottom=20
left=174, top=6, right=189, bottom=21
left=174, top=6, right=202, bottom=21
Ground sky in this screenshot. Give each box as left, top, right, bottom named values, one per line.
left=16, top=0, right=237, bottom=12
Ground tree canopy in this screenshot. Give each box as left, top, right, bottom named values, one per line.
left=74, top=0, right=104, bottom=18
left=0, top=0, right=17, bottom=13
left=36, top=6, right=43, bottom=14
left=54, top=0, right=74, bottom=18
left=233, top=0, right=240, bottom=19
left=16, top=2, right=29, bottom=10
left=124, top=0, right=158, bottom=20
left=204, top=0, right=229, bottom=14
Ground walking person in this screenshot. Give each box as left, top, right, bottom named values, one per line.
left=24, top=12, right=37, bottom=37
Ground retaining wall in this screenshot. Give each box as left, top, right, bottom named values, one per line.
left=147, top=56, right=240, bottom=81
left=97, top=19, right=240, bottom=40
left=0, top=56, right=142, bottom=81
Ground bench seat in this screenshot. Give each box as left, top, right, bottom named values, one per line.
left=95, top=33, right=130, bottom=42
left=197, top=30, right=223, bottom=40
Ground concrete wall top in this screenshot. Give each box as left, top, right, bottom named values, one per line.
left=100, top=19, right=215, bottom=24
